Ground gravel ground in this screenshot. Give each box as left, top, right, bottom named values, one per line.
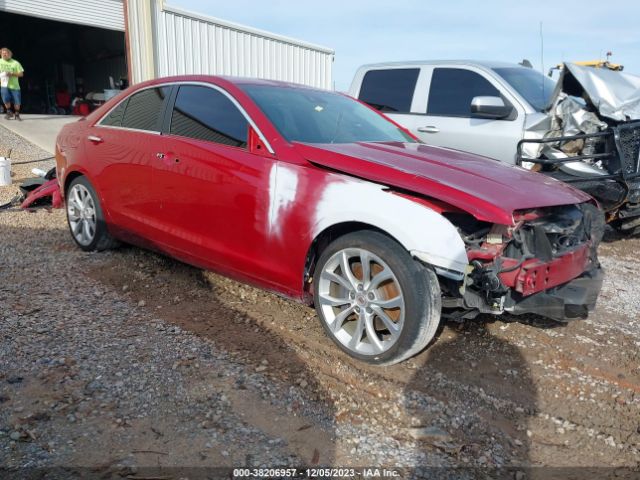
left=1, top=124, right=639, bottom=479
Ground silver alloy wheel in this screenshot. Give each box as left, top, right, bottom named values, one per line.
left=317, top=248, right=405, bottom=356
left=67, top=184, right=97, bottom=246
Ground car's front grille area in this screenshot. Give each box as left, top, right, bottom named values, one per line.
left=616, top=121, right=640, bottom=177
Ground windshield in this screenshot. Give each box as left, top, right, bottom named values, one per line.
left=241, top=85, right=415, bottom=144
left=493, top=67, right=556, bottom=112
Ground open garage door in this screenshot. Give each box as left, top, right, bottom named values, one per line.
left=0, top=9, right=127, bottom=114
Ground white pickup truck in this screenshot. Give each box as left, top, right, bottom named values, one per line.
left=348, top=60, right=640, bottom=235
left=348, top=60, right=556, bottom=163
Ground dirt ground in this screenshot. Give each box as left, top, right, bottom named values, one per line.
left=1, top=126, right=639, bottom=479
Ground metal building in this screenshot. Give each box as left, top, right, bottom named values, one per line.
left=0, top=0, right=334, bottom=113
left=128, top=0, right=334, bottom=88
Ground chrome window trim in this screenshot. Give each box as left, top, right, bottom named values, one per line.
left=96, top=125, right=162, bottom=136
left=95, top=81, right=275, bottom=154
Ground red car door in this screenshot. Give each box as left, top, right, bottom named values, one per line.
left=88, top=86, right=171, bottom=242
left=151, top=84, right=279, bottom=287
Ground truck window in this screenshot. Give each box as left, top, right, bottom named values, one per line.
left=358, top=68, right=419, bottom=113
left=492, top=67, right=555, bottom=112
left=427, top=68, right=500, bottom=117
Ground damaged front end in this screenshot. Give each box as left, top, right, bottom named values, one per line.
left=442, top=203, right=604, bottom=322
left=517, top=63, right=640, bottom=234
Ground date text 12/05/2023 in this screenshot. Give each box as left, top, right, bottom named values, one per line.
left=232, top=467, right=401, bottom=478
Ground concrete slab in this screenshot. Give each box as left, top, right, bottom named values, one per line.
left=0, top=114, right=80, bottom=154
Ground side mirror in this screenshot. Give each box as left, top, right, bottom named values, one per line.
left=471, top=96, right=514, bottom=119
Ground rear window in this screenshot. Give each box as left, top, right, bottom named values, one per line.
left=120, top=87, right=171, bottom=132
left=100, top=99, right=128, bottom=127
left=358, top=68, right=419, bottom=113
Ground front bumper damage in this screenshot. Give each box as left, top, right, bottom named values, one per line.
left=517, top=122, right=640, bottom=225
left=443, top=203, right=605, bottom=323
left=457, top=248, right=603, bottom=322
left=506, top=267, right=603, bottom=321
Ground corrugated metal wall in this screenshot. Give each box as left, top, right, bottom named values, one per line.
left=0, top=0, right=124, bottom=31
left=128, top=0, right=334, bottom=89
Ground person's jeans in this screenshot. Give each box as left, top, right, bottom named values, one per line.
left=1, top=87, right=21, bottom=106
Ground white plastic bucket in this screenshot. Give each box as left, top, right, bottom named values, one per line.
left=0, top=157, right=11, bottom=186
left=104, top=89, right=119, bottom=101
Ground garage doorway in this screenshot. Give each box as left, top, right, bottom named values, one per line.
left=0, top=11, right=127, bottom=114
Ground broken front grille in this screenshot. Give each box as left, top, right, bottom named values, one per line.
left=516, top=121, right=640, bottom=181
left=615, top=121, right=640, bottom=177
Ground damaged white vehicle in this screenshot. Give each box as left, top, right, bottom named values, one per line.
left=519, top=63, right=640, bottom=235
left=349, top=61, right=640, bottom=234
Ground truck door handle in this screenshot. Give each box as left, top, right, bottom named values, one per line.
left=156, top=152, right=165, bottom=159
left=87, top=135, right=103, bottom=143
left=417, top=126, right=440, bottom=133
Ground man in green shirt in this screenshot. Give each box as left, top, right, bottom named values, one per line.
left=0, top=47, right=24, bottom=121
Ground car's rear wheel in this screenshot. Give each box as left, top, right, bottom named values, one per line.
left=313, top=231, right=441, bottom=365
left=66, top=176, right=119, bottom=252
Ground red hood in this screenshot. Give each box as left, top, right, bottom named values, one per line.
left=294, top=142, right=591, bottom=225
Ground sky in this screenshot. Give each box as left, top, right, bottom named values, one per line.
left=170, top=0, right=640, bottom=91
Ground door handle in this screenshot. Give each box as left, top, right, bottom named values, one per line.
left=156, top=152, right=180, bottom=163
left=417, top=126, right=439, bottom=133
left=87, top=135, right=103, bottom=143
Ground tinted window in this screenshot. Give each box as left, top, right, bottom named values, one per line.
left=121, top=87, right=170, bottom=131
left=100, top=98, right=128, bottom=126
left=493, top=67, right=555, bottom=112
left=242, top=85, right=415, bottom=144
left=427, top=68, right=500, bottom=116
left=358, top=68, right=419, bottom=113
left=170, top=85, right=248, bottom=148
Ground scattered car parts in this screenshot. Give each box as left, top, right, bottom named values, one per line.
left=0, top=164, right=62, bottom=210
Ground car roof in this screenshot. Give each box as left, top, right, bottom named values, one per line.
left=357, top=60, right=526, bottom=70
left=138, top=74, right=326, bottom=91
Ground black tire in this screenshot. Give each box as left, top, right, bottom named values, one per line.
left=66, top=176, right=120, bottom=252
left=313, top=230, right=441, bottom=365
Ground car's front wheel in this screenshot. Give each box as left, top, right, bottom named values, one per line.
left=66, top=176, right=119, bottom=252
left=313, top=231, right=441, bottom=365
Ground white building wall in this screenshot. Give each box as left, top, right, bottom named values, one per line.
left=126, top=0, right=156, bottom=83
left=131, top=0, right=334, bottom=89
left=0, top=0, right=125, bottom=31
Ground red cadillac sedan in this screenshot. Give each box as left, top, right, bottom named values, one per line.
left=55, top=76, right=604, bottom=365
